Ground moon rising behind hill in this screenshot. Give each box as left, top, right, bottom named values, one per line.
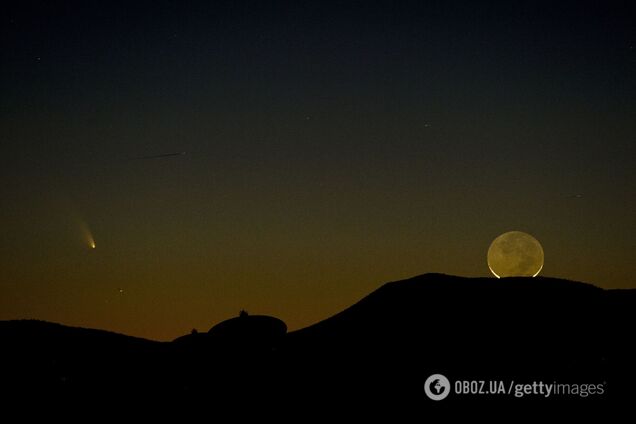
left=487, top=231, right=544, bottom=278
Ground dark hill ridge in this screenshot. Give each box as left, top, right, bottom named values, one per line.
left=282, top=274, right=628, bottom=401
left=0, top=320, right=163, bottom=395
left=0, top=319, right=159, bottom=345
left=291, top=273, right=604, bottom=338
left=1, top=274, right=634, bottom=403
left=288, top=274, right=609, bottom=361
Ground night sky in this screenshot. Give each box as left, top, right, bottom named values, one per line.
left=2, top=0, right=634, bottom=341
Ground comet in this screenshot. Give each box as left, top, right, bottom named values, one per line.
left=79, top=220, right=96, bottom=250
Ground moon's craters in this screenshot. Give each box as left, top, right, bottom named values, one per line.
left=487, top=231, right=544, bottom=278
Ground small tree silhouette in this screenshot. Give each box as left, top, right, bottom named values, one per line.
left=191, top=328, right=198, bottom=334
left=239, top=310, right=249, bottom=318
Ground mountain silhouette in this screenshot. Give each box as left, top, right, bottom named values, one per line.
left=174, top=312, right=286, bottom=347
left=282, top=274, right=632, bottom=403
left=1, top=274, right=633, bottom=405
left=0, top=320, right=163, bottom=396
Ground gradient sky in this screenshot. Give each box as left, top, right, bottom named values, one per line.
left=1, top=0, right=634, bottom=341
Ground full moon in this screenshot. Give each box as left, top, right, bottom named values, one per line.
left=487, top=231, right=544, bottom=278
